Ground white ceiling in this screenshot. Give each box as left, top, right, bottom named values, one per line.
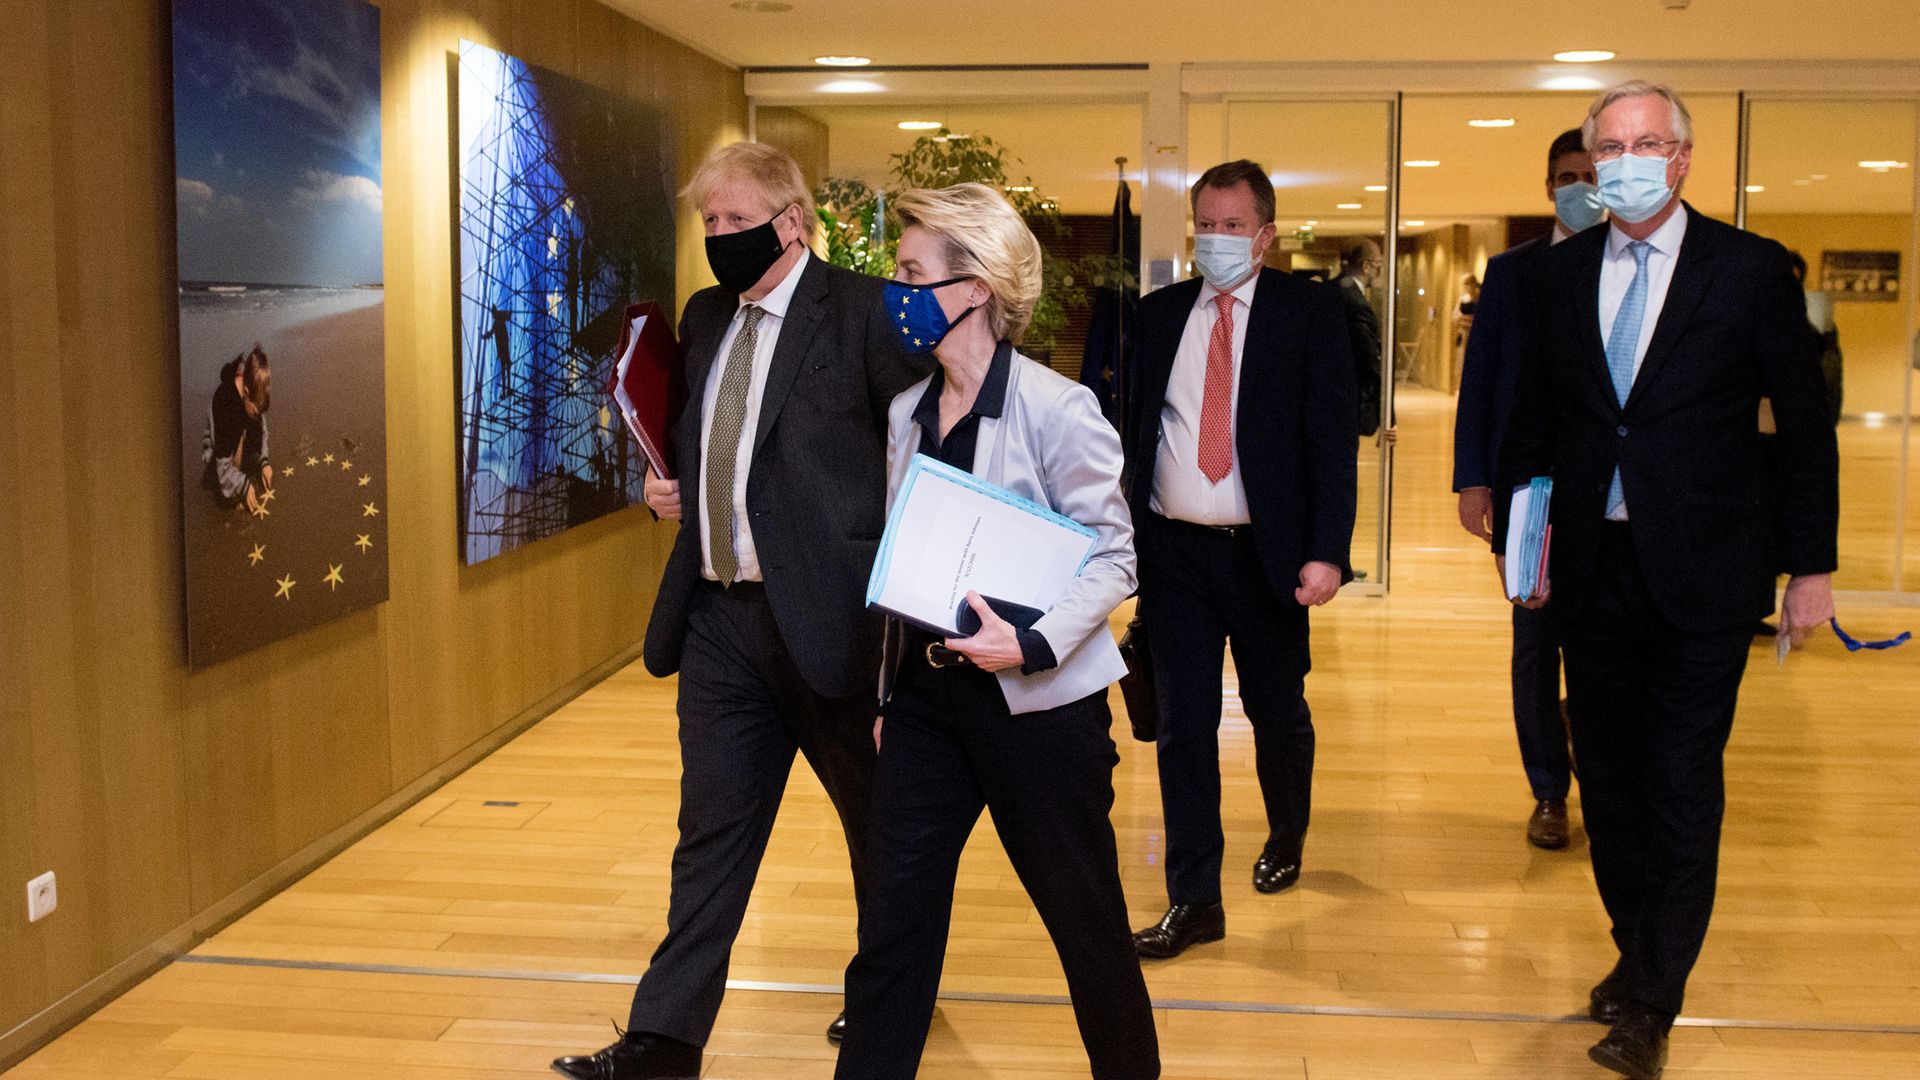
left=608, top=0, right=1920, bottom=69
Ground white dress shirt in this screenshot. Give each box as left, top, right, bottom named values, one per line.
left=1152, top=271, right=1258, bottom=525
left=1598, top=204, right=1688, bottom=521
left=699, top=249, right=809, bottom=581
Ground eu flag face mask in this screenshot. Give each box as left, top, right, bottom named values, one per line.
left=1553, top=180, right=1606, bottom=233
left=884, top=276, right=977, bottom=353
left=1595, top=153, right=1675, bottom=224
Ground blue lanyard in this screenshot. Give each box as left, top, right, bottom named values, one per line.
left=1830, top=618, right=1912, bottom=652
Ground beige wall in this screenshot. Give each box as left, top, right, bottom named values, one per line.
left=0, top=0, right=742, bottom=1061
left=755, top=106, right=832, bottom=199
left=1746, top=213, right=1916, bottom=418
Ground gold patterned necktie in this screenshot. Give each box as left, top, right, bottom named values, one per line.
left=706, top=304, right=764, bottom=583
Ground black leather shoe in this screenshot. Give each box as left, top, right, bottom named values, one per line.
left=1253, top=849, right=1301, bottom=893
left=1132, top=902, right=1226, bottom=959
left=551, top=1025, right=701, bottom=1080
left=1587, top=1005, right=1670, bottom=1080
left=1589, top=959, right=1629, bottom=1024
left=825, top=1010, right=846, bottom=1044
left=1527, top=799, right=1570, bottom=850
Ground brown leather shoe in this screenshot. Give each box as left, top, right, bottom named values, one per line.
left=1132, top=902, right=1225, bottom=959
left=1527, top=799, right=1570, bottom=850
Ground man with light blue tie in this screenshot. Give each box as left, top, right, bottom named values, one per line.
left=1495, top=81, right=1838, bottom=1080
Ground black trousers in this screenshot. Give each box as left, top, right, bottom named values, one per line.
left=1137, top=512, right=1315, bottom=908
left=835, top=656, right=1159, bottom=1080
left=1560, top=524, right=1752, bottom=1017
left=627, top=582, right=876, bottom=1045
left=1512, top=602, right=1572, bottom=801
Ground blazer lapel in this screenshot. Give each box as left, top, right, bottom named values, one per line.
left=1625, top=208, right=1716, bottom=412
left=1571, top=233, right=1615, bottom=408
left=1235, top=269, right=1284, bottom=443
left=751, top=258, right=827, bottom=458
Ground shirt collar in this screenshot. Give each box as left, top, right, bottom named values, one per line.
left=740, top=248, right=809, bottom=320
left=1197, top=269, right=1260, bottom=312
left=1607, top=202, right=1688, bottom=261
left=911, top=340, right=1014, bottom=434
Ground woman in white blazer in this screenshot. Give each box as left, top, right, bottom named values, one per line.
left=834, top=184, right=1157, bottom=1080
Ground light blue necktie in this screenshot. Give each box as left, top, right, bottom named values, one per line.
left=1605, top=240, right=1653, bottom=517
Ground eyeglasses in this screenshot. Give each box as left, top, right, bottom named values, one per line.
left=1591, top=138, right=1682, bottom=162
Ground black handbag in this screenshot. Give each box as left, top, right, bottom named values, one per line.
left=1117, top=614, right=1159, bottom=743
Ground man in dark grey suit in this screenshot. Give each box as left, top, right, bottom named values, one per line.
left=554, top=142, right=924, bottom=1080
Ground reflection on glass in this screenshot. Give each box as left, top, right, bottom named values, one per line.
left=1746, top=99, right=1918, bottom=593
left=1207, top=100, right=1396, bottom=586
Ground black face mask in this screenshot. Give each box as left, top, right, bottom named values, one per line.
left=704, top=208, right=792, bottom=294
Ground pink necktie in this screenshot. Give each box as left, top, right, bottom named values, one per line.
left=1197, top=294, right=1236, bottom=484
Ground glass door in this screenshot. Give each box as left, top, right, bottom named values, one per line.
left=1742, top=97, right=1920, bottom=594
left=1190, top=96, right=1401, bottom=590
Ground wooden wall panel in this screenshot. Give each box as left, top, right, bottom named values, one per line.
left=756, top=106, right=832, bottom=195
left=0, top=0, right=742, bottom=1059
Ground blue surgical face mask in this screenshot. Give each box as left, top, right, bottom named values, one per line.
left=1192, top=232, right=1257, bottom=291
left=884, top=276, right=977, bottom=353
left=1594, top=153, right=1675, bottom=224
left=1553, top=180, right=1605, bottom=233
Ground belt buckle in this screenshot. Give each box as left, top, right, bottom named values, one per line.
left=924, top=642, right=969, bottom=669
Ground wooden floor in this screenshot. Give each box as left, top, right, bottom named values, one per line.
left=11, top=389, right=1920, bottom=1078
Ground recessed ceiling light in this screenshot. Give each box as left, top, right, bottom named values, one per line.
left=1744, top=184, right=1766, bottom=193
left=1810, top=174, right=1828, bottom=181
left=1402, top=220, right=1427, bottom=227
left=1364, top=184, right=1389, bottom=192
left=933, top=132, right=970, bottom=142
left=1304, top=220, right=1319, bottom=227
left=813, top=56, right=871, bottom=67
left=1005, top=185, right=1035, bottom=193
left=818, top=79, right=884, bottom=94
left=1553, top=49, right=1615, bottom=63
left=897, top=120, right=942, bottom=131
left=1403, top=160, right=1441, bottom=168
left=1860, top=160, right=1911, bottom=169
left=1468, top=118, right=1516, bottom=128
left=1336, top=202, right=1363, bottom=210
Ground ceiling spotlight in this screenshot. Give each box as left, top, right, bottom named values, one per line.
left=1744, top=184, right=1766, bottom=193
left=1553, top=49, right=1616, bottom=63
left=1005, top=185, right=1035, bottom=193
left=933, top=132, right=970, bottom=142
left=1304, top=220, right=1319, bottom=227
left=1364, top=184, right=1389, bottom=192
left=897, top=120, right=942, bottom=131
left=1337, top=202, right=1363, bottom=210
left=1402, top=220, right=1427, bottom=227
left=1468, top=118, right=1516, bottom=128
left=818, top=79, right=884, bottom=94
left=1403, top=160, right=1441, bottom=168
left=813, top=56, right=871, bottom=67
left=1860, top=160, right=1911, bottom=170
left=731, top=1, right=792, bottom=10
left=1541, top=75, right=1606, bottom=91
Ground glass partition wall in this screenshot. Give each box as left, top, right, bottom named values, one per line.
left=1743, top=98, right=1920, bottom=595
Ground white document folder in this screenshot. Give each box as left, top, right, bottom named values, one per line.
left=866, top=454, right=1097, bottom=637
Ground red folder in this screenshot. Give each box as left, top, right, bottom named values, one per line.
left=609, top=300, right=685, bottom=480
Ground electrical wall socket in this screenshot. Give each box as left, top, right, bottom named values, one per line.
left=27, top=871, right=57, bottom=923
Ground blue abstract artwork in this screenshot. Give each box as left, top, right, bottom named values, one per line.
left=456, top=40, right=676, bottom=564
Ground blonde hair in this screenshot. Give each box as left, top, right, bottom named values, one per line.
left=682, top=141, right=818, bottom=242
left=891, top=183, right=1043, bottom=343
left=1582, top=80, right=1694, bottom=150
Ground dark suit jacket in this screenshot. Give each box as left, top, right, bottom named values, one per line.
left=1336, top=275, right=1384, bottom=436
left=1495, top=206, right=1838, bottom=633
left=642, top=256, right=929, bottom=699
left=1123, top=268, right=1359, bottom=594
left=1453, top=236, right=1548, bottom=494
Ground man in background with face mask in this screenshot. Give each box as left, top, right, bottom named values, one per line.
left=1452, top=127, right=1599, bottom=853
left=1123, top=159, right=1357, bottom=960
left=1496, top=83, right=1837, bottom=1080
left=553, top=141, right=924, bottom=1080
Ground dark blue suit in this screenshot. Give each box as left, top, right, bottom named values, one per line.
left=1453, top=236, right=1569, bottom=802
